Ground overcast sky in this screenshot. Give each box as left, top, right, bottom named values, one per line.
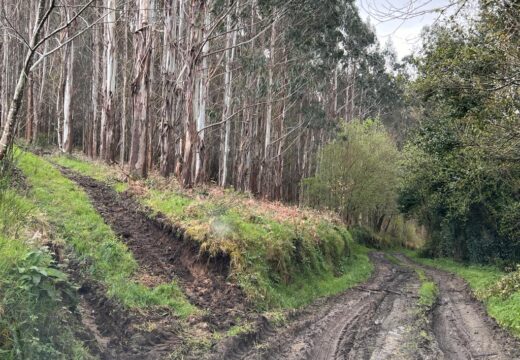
left=356, top=0, right=453, bottom=59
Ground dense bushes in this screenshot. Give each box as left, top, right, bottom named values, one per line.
left=399, top=9, right=520, bottom=263
left=302, top=119, right=423, bottom=248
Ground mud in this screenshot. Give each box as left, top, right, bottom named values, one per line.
left=219, top=253, right=520, bottom=360
left=56, top=167, right=249, bottom=359
left=54, top=166, right=520, bottom=359
left=396, top=254, right=520, bottom=360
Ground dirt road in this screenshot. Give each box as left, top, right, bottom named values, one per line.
left=220, top=253, right=520, bottom=360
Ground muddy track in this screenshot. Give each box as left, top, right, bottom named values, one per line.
left=220, top=252, right=443, bottom=360
left=223, top=253, right=520, bottom=360
left=396, top=254, right=520, bottom=360
left=56, top=166, right=251, bottom=358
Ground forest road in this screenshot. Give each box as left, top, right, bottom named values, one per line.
left=224, top=252, right=520, bottom=360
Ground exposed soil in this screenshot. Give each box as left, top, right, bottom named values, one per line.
left=396, top=254, right=520, bottom=360
left=56, top=166, right=250, bottom=358
left=216, top=253, right=520, bottom=360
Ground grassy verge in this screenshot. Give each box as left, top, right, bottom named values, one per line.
left=17, top=151, right=194, bottom=316
left=50, top=153, right=373, bottom=310
left=0, top=168, right=95, bottom=358
left=404, top=249, right=520, bottom=337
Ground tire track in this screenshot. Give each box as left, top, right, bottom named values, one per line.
left=395, top=254, right=520, bottom=360
left=229, top=252, right=441, bottom=360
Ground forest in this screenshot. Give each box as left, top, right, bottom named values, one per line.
left=0, top=0, right=519, bottom=359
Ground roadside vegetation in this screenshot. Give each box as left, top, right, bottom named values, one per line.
left=41, top=152, right=374, bottom=310
left=18, top=151, right=194, bottom=315
left=0, top=162, right=94, bottom=359
left=405, top=250, right=520, bottom=336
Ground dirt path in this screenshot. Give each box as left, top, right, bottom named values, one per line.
left=54, top=166, right=520, bottom=359
left=218, top=252, right=442, bottom=359
left=220, top=253, right=520, bottom=360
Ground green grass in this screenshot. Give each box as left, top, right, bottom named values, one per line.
left=17, top=151, right=194, bottom=316
left=404, top=249, right=520, bottom=336
left=51, top=154, right=129, bottom=192
left=50, top=153, right=374, bottom=310
left=415, top=268, right=438, bottom=308
left=0, top=168, right=95, bottom=358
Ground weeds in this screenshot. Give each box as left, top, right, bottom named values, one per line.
left=51, top=153, right=374, bottom=310
left=405, top=249, right=520, bottom=337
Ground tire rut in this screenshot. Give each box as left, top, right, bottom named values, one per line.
left=231, top=252, right=440, bottom=360
left=395, top=254, right=520, bottom=360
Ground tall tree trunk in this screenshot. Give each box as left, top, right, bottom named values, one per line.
left=91, top=9, right=101, bottom=157
left=195, top=0, right=210, bottom=183
left=25, top=75, right=34, bottom=142
left=219, top=0, right=237, bottom=187
left=160, top=0, right=177, bottom=176
left=129, top=0, right=152, bottom=177
left=0, top=0, right=51, bottom=161
left=259, top=19, right=276, bottom=195
left=121, top=1, right=129, bottom=165
left=100, top=0, right=117, bottom=162
left=62, top=39, right=74, bottom=153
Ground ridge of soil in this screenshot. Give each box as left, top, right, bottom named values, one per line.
left=218, top=252, right=520, bottom=360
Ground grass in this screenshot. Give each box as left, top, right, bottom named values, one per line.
left=50, top=154, right=129, bottom=192
left=404, top=249, right=520, bottom=337
left=17, top=151, right=194, bottom=316
left=50, top=153, right=374, bottom=310
left=415, top=269, right=438, bottom=308
left=0, top=165, right=95, bottom=359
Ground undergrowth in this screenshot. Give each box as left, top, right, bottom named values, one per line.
left=405, top=250, right=520, bottom=337
left=0, top=162, right=94, bottom=359
left=50, top=153, right=373, bottom=310
left=17, top=151, right=194, bottom=316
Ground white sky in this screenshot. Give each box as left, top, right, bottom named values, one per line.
left=356, top=0, right=453, bottom=59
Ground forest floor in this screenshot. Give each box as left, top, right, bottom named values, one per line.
left=10, top=151, right=520, bottom=359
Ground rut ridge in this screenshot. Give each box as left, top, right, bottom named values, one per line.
left=54, top=166, right=520, bottom=359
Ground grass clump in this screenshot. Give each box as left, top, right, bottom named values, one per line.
left=416, top=269, right=438, bottom=308
left=50, top=154, right=128, bottom=192
left=51, top=153, right=373, bottom=310
left=405, top=249, right=520, bottom=337
left=143, top=188, right=373, bottom=309
left=17, top=151, right=194, bottom=316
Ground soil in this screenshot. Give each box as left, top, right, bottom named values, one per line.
left=56, top=166, right=249, bottom=359
left=214, top=253, right=520, bottom=360
left=396, top=254, right=520, bottom=360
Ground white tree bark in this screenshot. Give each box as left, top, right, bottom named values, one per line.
left=100, top=0, right=117, bottom=160
left=62, top=39, right=74, bottom=153
left=195, top=1, right=210, bottom=181
left=0, top=0, right=52, bottom=161
left=220, top=0, right=237, bottom=186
